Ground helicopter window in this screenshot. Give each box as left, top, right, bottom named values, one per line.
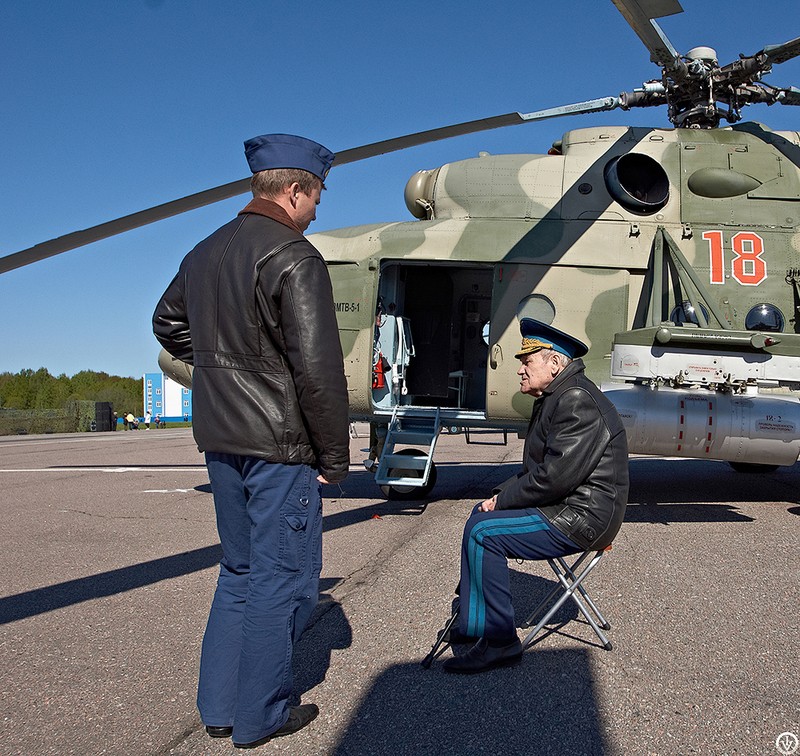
left=745, top=303, right=785, bottom=333
left=481, top=321, right=490, bottom=345
left=604, top=153, right=669, bottom=213
left=669, top=301, right=709, bottom=326
left=516, top=294, right=556, bottom=325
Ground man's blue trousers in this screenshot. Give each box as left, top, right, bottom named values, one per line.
left=458, top=505, right=581, bottom=640
left=197, top=453, right=322, bottom=744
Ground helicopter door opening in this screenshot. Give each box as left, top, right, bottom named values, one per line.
left=373, top=262, right=493, bottom=415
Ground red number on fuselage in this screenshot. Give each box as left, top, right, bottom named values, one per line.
left=703, top=230, right=767, bottom=286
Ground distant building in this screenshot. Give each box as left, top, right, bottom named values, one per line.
left=143, top=373, right=192, bottom=422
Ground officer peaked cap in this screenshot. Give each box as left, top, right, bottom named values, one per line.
left=244, top=133, right=335, bottom=181
left=515, top=318, right=588, bottom=360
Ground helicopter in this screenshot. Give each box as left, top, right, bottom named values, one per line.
left=2, top=0, right=800, bottom=499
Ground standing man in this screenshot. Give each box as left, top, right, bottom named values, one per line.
left=153, top=134, right=350, bottom=747
left=443, top=319, right=628, bottom=674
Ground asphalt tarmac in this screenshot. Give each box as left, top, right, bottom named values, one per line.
left=0, top=426, right=797, bottom=756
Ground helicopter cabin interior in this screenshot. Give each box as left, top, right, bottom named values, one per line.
left=372, top=261, right=492, bottom=416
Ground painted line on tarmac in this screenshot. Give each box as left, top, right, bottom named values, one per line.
left=0, top=466, right=206, bottom=473
left=143, top=488, right=197, bottom=493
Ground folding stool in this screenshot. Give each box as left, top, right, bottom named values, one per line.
left=521, top=545, right=613, bottom=651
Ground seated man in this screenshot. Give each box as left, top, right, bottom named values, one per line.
left=443, top=318, right=629, bottom=674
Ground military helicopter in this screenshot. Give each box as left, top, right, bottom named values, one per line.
left=3, top=0, right=800, bottom=499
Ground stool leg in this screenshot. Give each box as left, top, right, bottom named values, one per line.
left=553, top=554, right=611, bottom=630
left=565, top=587, right=613, bottom=650
left=421, top=605, right=459, bottom=669
left=521, top=551, right=612, bottom=651
left=521, top=552, right=591, bottom=630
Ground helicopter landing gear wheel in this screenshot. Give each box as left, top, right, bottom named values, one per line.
left=727, top=462, right=780, bottom=474
left=379, top=448, right=438, bottom=500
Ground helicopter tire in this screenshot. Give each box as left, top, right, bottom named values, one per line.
left=379, top=448, right=438, bottom=500
left=727, top=461, right=780, bottom=474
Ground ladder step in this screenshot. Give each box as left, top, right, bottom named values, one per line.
left=380, top=476, right=427, bottom=487
left=382, top=454, right=428, bottom=470
left=388, top=431, right=436, bottom=445
left=395, top=419, right=438, bottom=431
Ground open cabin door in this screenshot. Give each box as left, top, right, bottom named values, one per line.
left=375, top=261, right=493, bottom=416
left=326, top=260, right=379, bottom=416
left=487, top=263, right=630, bottom=423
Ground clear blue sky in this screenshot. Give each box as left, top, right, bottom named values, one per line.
left=2, top=0, right=799, bottom=378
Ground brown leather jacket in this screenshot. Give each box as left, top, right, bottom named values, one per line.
left=495, top=359, right=628, bottom=549
left=152, top=203, right=350, bottom=483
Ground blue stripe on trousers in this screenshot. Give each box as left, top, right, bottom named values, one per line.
left=465, top=514, right=550, bottom=637
left=459, top=507, right=581, bottom=639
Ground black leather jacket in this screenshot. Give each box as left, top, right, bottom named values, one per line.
left=152, top=207, right=350, bottom=483
left=495, top=359, right=628, bottom=549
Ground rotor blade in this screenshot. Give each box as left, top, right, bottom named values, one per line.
left=0, top=177, right=252, bottom=275
left=334, top=98, right=621, bottom=165
left=611, top=0, right=683, bottom=67
left=775, top=86, right=800, bottom=106
left=760, top=36, right=800, bottom=66
left=719, top=36, right=800, bottom=89
left=0, top=97, right=623, bottom=275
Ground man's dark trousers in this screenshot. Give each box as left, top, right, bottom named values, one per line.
left=459, top=505, right=581, bottom=640
left=198, top=454, right=322, bottom=744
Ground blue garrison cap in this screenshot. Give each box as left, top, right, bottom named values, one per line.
left=243, top=133, right=335, bottom=181
left=515, top=318, right=588, bottom=360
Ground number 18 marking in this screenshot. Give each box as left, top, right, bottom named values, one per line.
left=703, top=230, right=767, bottom=286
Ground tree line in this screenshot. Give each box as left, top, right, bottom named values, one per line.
left=0, top=368, right=143, bottom=415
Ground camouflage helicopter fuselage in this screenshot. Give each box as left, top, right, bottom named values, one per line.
left=312, top=123, right=800, bottom=466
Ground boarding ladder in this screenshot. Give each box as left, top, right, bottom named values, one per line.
left=374, top=407, right=441, bottom=491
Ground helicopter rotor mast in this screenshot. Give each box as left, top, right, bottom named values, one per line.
left=611, top=0, right=800, bottom=127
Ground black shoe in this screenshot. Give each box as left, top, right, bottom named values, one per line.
left=205, top=725, right=233, bottom=738
left=233, top=704, right=319, bottom=748
left=442, top=637, right=523, bottom=674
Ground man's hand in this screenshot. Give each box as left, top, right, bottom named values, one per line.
left=317, top=475, right=330, bottom=484
left=478, top=495, right=497, bottom=512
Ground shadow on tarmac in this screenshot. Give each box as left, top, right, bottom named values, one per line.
left=0, top=544, right=223, bottom=625
left=285, top=569, right=602, bottom=756
left=326, top=569, right=605, bottom=756
left=627, top=458, right=799, bottom=523
left=329, top=463, right=525, bottom=503
left=331, top=648, right=607, bottom=756
left=293, top=590, right=353, bottom=702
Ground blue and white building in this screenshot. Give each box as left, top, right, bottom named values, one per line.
left=143, top=373, right=192, bottom=422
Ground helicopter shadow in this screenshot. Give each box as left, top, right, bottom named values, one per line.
left=331, top=572, right=606, bottom=756
left=626, top=457, right=800, bottom=523
left=330, top=656, right=607, bottom=756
